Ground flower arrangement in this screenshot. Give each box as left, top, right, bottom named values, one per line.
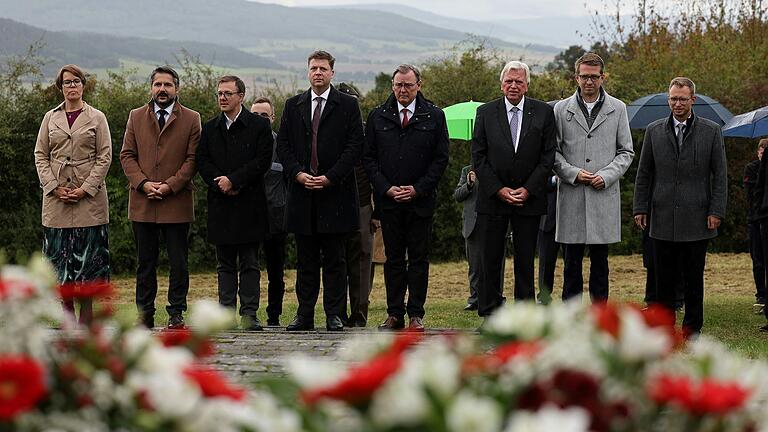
left=275, top=302, right=768, bottom=432
left=0, top=256, right=300, bottom=432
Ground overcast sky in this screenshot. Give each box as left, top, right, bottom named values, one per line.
left=255, top=0, right=649, bottom=21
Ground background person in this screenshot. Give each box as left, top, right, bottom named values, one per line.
left=34, top=64, right=112, bottom=325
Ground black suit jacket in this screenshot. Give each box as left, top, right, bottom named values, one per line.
left=362, top=92, right=450, bottom=217
left=471, top=96, right=556, bottom=216
left=276, top=85, right=364, bottom=234
left=196, top=107, right=273, bottom=245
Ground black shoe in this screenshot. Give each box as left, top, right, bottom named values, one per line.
left=326, top=315, right=344, bottom=332
left=759, top=324, right=768, bottom=332
left=241, top=315, right=263, bottom=331
left=167, top=314, right=185, bottom=330
left=463, top=303, right=478, bottom=311
left=286, top=316, right=314, bottom=331
left=267, top=317, right=280, bottom=327
left=378, top=315, right=405, bottom=331
left=138, top=312, right=154, bottom=329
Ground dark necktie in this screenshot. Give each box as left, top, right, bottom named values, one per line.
left=509, top=107, right=519, bottom=150
left=311, top=97, right=323, bottom=174
left=676, top=123, right=685, bottom=149
left=158, top=109, right=167, bottom=130
left=401, top=108, right=409, bottom=128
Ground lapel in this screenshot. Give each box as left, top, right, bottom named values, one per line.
left=377, top=94, right=401, bottom=126
left=296, top=89, right=312, bottom=132
left=565, top=94, right=589, bottom=133
left=162, top=102, right=181, bottom=135
left=518, top=98, right=534, bottom=147
left=50, top=102, right=70, bottom=133
left=319, top=86, right=338, bottom=125
left=69, top=103, right=93, bottom=135
left=496, top=99, right=514, bottom=149
left=144, top=103, right=162, bottom=136
left=589, top=97, right=615, bottom=132
left=663, top=116, right=679, bottom=155
left=404, top=93, right=431, bottom=128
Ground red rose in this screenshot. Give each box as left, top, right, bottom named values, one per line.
left=183, top=365, right=246, bottom=401
left=648, top=374, right=751, bottom=415
left=463, top=340, right=541, bottom=375
left=0, top=279, right=36, bottom=300
left=158, top=329, right=215, bottom=357
left=0, top=355, right=47, bottom=420
left=591, top=303, right=620, bottom=338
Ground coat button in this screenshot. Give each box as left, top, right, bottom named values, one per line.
left=67, top=177, right=71, bottom=182
left=586, top=159, right=591, bottom=163
left=66, top=156, right=71, bottom=161
left=587, top=134, right=592, bottom=138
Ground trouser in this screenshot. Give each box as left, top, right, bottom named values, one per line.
left=561, top=243, right=609, bottom=303
left=380, top=208, right=433, bottom=318
left=536, top=228, right=560, bottom=305
left=347, top=204, right=374, bottom=323
left=654, top=238, right=708, bottom=334
left=295, top=233, right=347, bottom=319
left=216, top=242, right=260, bottom=317
left=132, top=222, right=190, bottom=316
left=748, top=222, right=766, bottom=302
left=262, top=233, right=287, bottom=320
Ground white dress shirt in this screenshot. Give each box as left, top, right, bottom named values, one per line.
left=154, top=101, right=174, bottom=121
left=311, top=87, right=331, bottom=121
left=397, top=99, right=417, bottom=124
left=224, top=106, right=242, bottom=130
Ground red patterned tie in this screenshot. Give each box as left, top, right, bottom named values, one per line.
left=401, top=108, right=409, bottom=128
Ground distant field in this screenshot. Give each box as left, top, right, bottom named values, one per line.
left=111, top=253, right=768, bottom=359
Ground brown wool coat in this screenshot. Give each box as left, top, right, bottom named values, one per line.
left=120, top=102, right=200, bottom=223
left=34, top=101, right=112, bottom=228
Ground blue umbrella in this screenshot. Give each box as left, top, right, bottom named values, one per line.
left=722, top=106, right=768, bottom=138
left=626, top=92, right=733, bottom=130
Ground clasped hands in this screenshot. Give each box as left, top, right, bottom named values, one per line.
left=53, top=186, right=87, bottom=203
left=141, top=181, right=173, bottom=199
left=497, top=186, right=529, bottom=206
left=576, top=169, right=605, bottom=190
left=387, top=185, right=416, bottom=202
left=296, top=172, right=330, bottom=190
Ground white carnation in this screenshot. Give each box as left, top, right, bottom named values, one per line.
left=504, top=405, right=590, bottom=432
left=446, top=391, right=503, bottom=432
left=188, top=299, right=235, bottom=333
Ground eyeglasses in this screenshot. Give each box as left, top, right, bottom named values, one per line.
left=669, top=97, right=691, bottom=104
left=216, top=91, right=242, bottom=99
left=393, top=82, right=418, bottom=89
left=62, top=79, right=82, bottom=87
left=577, top=74, right=602, bottom=82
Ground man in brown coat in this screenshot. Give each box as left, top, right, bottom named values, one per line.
left=120, top=66, right=201, bottom=329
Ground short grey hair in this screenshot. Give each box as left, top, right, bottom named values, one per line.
left=669, top=77, right=696, bottom=95
left=499, top=61, right=531, bottom=84
left=391, top=64, right=422, bottom=83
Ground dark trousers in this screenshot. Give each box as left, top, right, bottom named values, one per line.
left=380, top=208, right=433, bottom=318
left=476, top=213, right=539, bottom=317
left=536, top=228, right=560, bottom=305
left=654, top=238, right=708, bottom=334
left=643, top=223, right=685, bottom=305
left=748, top=222, right=766, bottom=302
left=132, top=222, right=189, bottom=316
left=759, top=220, right=768, bottom=319
left=216, top=243, right=260, bottom=317
left=562, top=243, right=609, bottom=303
left=295, top=233, right=347, bottom=319
left=262, top=233, right=287, bottom=320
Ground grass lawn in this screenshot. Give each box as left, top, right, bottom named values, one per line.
left=110, top=253, right=768, bottom=359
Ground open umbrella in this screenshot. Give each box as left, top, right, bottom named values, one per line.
left=722, top=106, right=768, bottom=138
left=626, top=92, right=733, bottom=130
left=443, top=101, right=484, bottom=140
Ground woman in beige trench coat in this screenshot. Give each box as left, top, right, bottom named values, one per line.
left=34, top=64, right=112, bottom=325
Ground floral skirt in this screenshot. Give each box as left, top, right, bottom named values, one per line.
left=42, top=225, right=110, bottom=283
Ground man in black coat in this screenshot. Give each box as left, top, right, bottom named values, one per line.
left=276, top=51, right=364, bottom=331
left=363, top=64, right=449, bottom=331
left=196, top=76, right=273, bottom=331
left=744, top=139, right=768, bottom=313
left=472, top=60, right=556, bottom=318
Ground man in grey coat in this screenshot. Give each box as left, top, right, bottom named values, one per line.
left=633, top=77, right=727, bottom=337
left=553, top=52, right=634, bottom=303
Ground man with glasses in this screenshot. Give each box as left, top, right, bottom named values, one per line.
left=633, top=77, right=727, bottom=337
left=250, top=97, right=287, bottom=326
left=363, top=64, right=449, bottom=331
left=120, top=66, right=200, bottom=329
left=553, top=52, right=634, bottom=304
left=196, top=76, right=273, bottom=331
left=471, top=61, right=556, bottom=319
left=276, top=51, right=364, bottom=331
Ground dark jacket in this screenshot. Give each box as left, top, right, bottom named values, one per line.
left=744, top=159, right=760, bottom=223
left=471, top=96, right=556, bottom=216
left=196, top=107, right=273, bottom=245
left=454, top=165, right=477, bottom=238
left=362, top=92, right=450, bottom=217
left=633, top=114, right=727, bottom=242
left=276, top=85, right=364, bottom=234
left=265, top=131, right=287, bottom=234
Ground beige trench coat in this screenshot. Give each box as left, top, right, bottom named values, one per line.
left=34, top=101, right=112, bottom=228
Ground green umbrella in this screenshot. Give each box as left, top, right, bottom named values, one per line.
left=443, top=101, right=484, bottom=140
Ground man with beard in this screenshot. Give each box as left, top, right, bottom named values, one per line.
left=120, top=66, right=201, bottom=329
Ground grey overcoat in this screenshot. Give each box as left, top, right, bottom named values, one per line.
left=553, top=91, right=634, bottom=244
left=633, top=114, right=727, bottom=242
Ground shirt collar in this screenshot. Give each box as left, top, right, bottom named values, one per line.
left=504, top=95, right=525, bottom=113
left=397, top=98, right=417, bottom=114
left=673, top=114, right=692, bottom=129
left=154, top=101, right=174, bottom=115
left=312, top=87, right=331, bottom=101
left=225, top=106, right=243, bottom=128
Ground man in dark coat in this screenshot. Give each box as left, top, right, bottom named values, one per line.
left=744, top=139, right=768, bottom=313
left=634, top=77, right=727, bottom=337
left=471, top=60, right=556, bottom=318
left=196, top=75, right=273, bottom=331
left=363, top=64, right=449, bottom=331
left=276, top=51, right=364, bottom=332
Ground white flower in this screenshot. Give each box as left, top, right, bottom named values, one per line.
left=337, top=333, right=393, bottom=362
left=122, top=327, right=155, bottom=358
left=286, top=355, right=345, bottom=389
left=137, top=344, right=194, bottom=374
left=402, top=339, right=460, bottom=399
left=616, top=308, right=672, bottom=361
left=370, top=372, right=430, bottom=427
left=126, top=370, right=201, bottom=418
left=484, top=302, right=551, bottom=340
left=504, top=405, right=590, bottom=432
left=446, top=391, right=503, bottom=432
left=188, top=300, right=235, bottom=333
